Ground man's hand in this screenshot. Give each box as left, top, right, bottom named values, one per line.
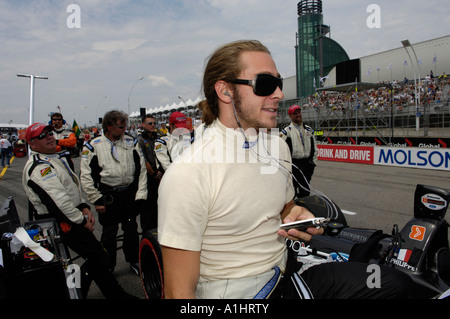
left=82, top=207, right=96, bottom=232
left=95, top=205, right=106, bottom=214
left=278, top=203, right=323, bottom=241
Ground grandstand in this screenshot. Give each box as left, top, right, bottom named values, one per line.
left=280, top=35, right=450, bottom=146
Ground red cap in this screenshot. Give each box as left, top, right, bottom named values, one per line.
left=288, top=105, right=301, bottom=115
left=169, top=112, right=187, bottom=128
left=25, top=123, right=53, bottom=142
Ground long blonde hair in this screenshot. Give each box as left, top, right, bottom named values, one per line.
left=199, top=40, right=271, bottom=125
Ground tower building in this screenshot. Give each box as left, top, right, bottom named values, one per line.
left=296, top=0, right=349, bottom=97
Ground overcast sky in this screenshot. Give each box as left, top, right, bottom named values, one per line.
left=1, top=0, right=449, bottom=127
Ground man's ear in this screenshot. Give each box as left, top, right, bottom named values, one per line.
left=215, top=80, right=232, bottom=104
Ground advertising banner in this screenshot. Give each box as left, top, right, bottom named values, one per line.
left=317, top=144, right=450, bottom=171
left=317, top=136, right=449, bottom=149
left=374, top=147, right=450, bottom=171
left=317, top=145, right=374, bottom=165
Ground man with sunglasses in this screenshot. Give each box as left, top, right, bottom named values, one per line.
left=280, top=105, right=318, bottom=198
left=80, top=110, right=147, bottom=275
left=137, top=114, right=162, bottom=232
left=158, top=40, right=304, bottom=299
left=157, top=40, right=412, bottom=299
left=22, top=123, right=136, bottom=299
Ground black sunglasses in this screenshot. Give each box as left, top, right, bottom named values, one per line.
left=231, top=74, right=283, bottom=96
left=35, top=130, right=54, bottom=140
left=145, top=122, right=156, bottom=125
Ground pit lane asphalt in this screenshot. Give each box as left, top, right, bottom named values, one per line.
left=1, top=154, right=449, bottom=299
left=310, top=159, right=450, bottom=235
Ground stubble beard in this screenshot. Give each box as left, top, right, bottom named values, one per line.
left=233, top=93, right=277, bottom=132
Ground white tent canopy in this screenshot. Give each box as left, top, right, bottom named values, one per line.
left=130, top=96, right=203, bottom=118
left=0, top=123, right=28, bottom=129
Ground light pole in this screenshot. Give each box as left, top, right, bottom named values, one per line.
left=128, top=76, right=144, bottom=126
left=401, top=40, right=420, bottom=131
left=17, top=73, right=48, bottom=125
left=178, top=95, right=188, bottom=108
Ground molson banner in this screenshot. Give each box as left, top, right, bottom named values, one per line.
left=318, top=145, right=450, bottom=171
left=375, top=147, right=450, bottom=170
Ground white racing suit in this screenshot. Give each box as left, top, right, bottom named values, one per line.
left=80, top=133, right=147, bottom=205
left=80, top=133, right=147, bottom=270
left=280, top=122, right=318, bottom=198
left=53, top=127, right=78, bottom=170
left=22, top=151, right=87, bottom=226
left=22, top=150, right=135, bottom=298
left=154, top=129, right=193, bottom=172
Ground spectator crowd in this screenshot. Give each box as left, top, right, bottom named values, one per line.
left=299, top=72, right=450, bottom=114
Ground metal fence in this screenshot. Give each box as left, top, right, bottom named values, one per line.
left=278, top=83, right=450, bottom=141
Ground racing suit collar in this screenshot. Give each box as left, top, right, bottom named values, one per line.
left=29, top=150, right=59, bottom=159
